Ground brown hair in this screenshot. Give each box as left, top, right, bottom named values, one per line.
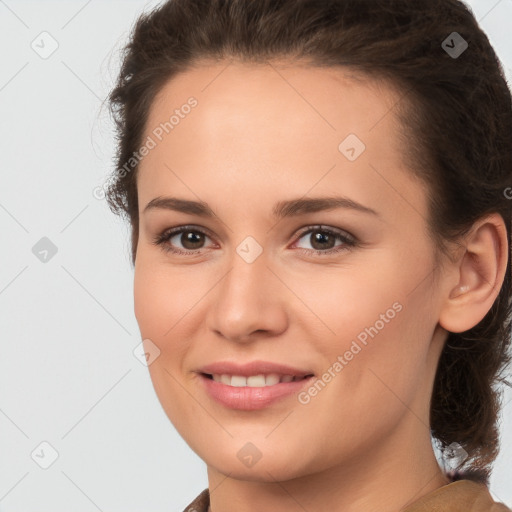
left=105, top=0, right=512, bottom=482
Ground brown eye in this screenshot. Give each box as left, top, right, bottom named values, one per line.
left=177, top=230, right=206, bottom=250
left=308, top=230, right=337, bottom=250
left=152, top=224, right=357, bottom=257
left=152, top=226, right=214, bottom=255
left=294, top=226, right=356, bottom=255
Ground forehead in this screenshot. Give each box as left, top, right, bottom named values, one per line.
left=137, top=59, right=427, bottom=226
left=144, top=59, right=403, bottom=148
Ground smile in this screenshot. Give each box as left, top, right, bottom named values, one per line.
left=204, top=373, right=312, bottom=387
left=199, top=372, right=315, bottom=410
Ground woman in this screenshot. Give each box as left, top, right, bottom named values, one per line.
left=105, top=0, right=512, bottom=510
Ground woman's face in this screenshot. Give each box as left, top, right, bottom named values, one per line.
left=134, top=60, right=450, bottom=481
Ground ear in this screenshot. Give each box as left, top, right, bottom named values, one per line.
left=438, top=213, right=508, bottom=334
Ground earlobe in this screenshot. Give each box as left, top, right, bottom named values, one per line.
left=439, top=214, right=508, bottom=334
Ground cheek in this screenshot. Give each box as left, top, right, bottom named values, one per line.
left=134, top=272, right=196, bottom=376
left=134, top=262, right=199, bottom=432
left=296, top=297, right=434, bottom=466
left=133, top=256, right=203, bottom=340
left=133, top=261, right=190, bottom=403
left=292, top=261, right=404, bottom=353
left=302, top=251, right=436, bottom=405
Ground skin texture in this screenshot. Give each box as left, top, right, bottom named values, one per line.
left=133, top=60, right=507, bottom=512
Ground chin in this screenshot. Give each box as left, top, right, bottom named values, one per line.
left=211, top=459, right=306, bottom=483
left=199, top=441, right=312, bottom=482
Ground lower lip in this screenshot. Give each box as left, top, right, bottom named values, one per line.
left=199, top=373, right=314, bottom=410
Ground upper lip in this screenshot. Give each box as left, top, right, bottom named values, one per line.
left=197, top=360, right=315, bottom=378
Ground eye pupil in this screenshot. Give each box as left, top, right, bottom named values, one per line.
left=182, top=231, right=204, bottom=249
left=311, top=231, right=335, bottom=250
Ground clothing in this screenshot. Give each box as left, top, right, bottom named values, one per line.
left=182, top=480, right=511, bottom=511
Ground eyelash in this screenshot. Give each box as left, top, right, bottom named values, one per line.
left=151, top=224, right=358, bottom=257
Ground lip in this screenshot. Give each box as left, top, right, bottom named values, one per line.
left=199, top=373, right=314, bottom=410
left=197, top=360, right=314, bottom=378
left=196, top=360, right=315, bottom=411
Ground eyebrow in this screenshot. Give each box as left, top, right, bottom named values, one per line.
left=143, top=195, right=380, bottom=218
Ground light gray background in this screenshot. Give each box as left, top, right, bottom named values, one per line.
left=1, top=1, right=511, bottom=511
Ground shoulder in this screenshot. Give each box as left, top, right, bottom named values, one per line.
left=182, top=488, right=209, bottom=512
left=180, top=482, right=511, bottom=512
left=403, top=480, right=511, bottom=512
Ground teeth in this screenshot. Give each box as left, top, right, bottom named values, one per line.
left=211, top=373, right=303, bottom=387
left=247, top=375, right=266, bottom=387
left=265, top=373, right=280, bottom=386
left=231, top=375, right=247, bottom=387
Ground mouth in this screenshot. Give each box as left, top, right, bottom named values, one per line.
left=201, top=372, right=315, bottom=387
left=198, top=371, right=316, bottom=410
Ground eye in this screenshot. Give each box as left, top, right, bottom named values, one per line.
left=152, top=225, right=215, bottom=255
left=152, top=224, right=357, bottom=257
left=292, top=225, right=357, bottom=256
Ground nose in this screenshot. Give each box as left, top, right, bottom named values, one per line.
left=206, top=249, right=288, bottom=343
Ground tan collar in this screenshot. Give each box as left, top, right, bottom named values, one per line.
left=402, top=480, right=510, bottom=511
left=186, top=480, right=511, bottom=512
